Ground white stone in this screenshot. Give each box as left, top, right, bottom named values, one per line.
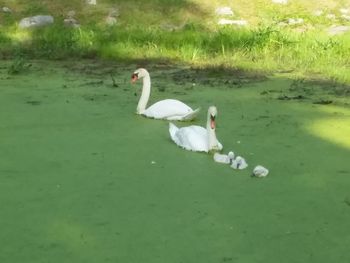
left=19, top=15, right=54, bottom=29
left=218, top=19, right=247, bottom=26
left=287, top=18, right=304, bottom=25
left=2, top=7, right=12, bottom=13
left=341, top=14, right=350, bottom=21
left=64, top=18, right=80, bottom=28
left=272, top=0, right=288, bottom=4
left=326, top=13, right=336, bottom=20
left=278, top=21, right=288, bottom=27
left=328, top=25, right=350, bottom=35
left=340, top=8, right=349, bottom=14
left=67, top=10, right=76, bottom=18
left=253, top=165, right=269, bottom=177
left=86, top=0, right=96, bottom=5
left=215, top=7, right=234, bottom=16
left=160, top=23, right=185, bottom=31
left=313, top=10, right=323, bottom=16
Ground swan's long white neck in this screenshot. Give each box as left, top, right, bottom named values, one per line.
left=206, top=114, right=219, bottom=150
left=137, top=73, right=151, bottom=114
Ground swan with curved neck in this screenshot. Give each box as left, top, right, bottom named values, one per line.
left=169, top=106, right=223, bottom=152
left=131, top=68, right=200, bottom=121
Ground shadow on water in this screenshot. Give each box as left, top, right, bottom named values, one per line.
left=0, top=59, right=350, bottom=263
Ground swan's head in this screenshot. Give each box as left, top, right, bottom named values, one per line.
left=228, top=151, right=235, bottom=159
left=131, top=68, right=149, bottom=83
left=208, top=106, right=218, bottom=129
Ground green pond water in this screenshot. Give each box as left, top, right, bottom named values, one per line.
left=1, top=60, right=350, bottom=263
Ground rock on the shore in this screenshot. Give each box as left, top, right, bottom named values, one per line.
left=218, top=19, right=247, bottom=26
left=19, top=15, right=54, bottom=29
left=328, top=25, right=350, bottom=35
left=272, top=0, right=288, bottom=4
left=2, top=7, right=12, bottom=13
left=215, top=7, right=234, bottom=16
left=86, top=0, right=97, bottom=5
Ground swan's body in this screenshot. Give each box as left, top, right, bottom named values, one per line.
left=141, top=99, right=200, bottom=120
left=131, top=68, right=200, bottom=121
left=169, top=106, right=223, bottom=152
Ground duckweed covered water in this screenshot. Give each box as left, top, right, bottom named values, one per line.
left=1, top=61, right=350, bottom=263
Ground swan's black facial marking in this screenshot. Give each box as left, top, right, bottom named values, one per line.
left=131, top=73, right=139, bottom=83
left=210, top=114, right=216, bottom=129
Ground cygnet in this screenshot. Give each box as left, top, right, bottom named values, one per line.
left=213, top=151, right=235, bottom=164
left=252, top=165, right=269, bottom=177
left=230, top=156, right=248, bottom=170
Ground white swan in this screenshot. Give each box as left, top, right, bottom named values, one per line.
left=169, top=106, right=223, bottom=152
left=131, top=68, right=200, bottom=121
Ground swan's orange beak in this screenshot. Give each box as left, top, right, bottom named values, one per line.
left=131, top=73, right=138, bottom=83
left=210, top=115, right=216, bottom=129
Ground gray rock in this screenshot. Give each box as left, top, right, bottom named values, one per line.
left=272, top=0, right=288, bottom=4
left=341, top=14, right=350, bottom=21
left=340, top=8, right=349, bottom=14
left=19, top=15, right=54, bottom=29
left=215, top=7, right=234, bottom=16
left=328, top=25, right=350, bottom=35
left=86, top=0, right=97, bottom=5
left=326, top=13, right=336, bottom=20
left=2, top=7, right=12, bottom=13
left=160, top=23, right=185, bottom=31
left=313, top=10, right=323, bottom=16
left=67, top=10, right=76, bottom=18
left=218, top=18, right=247, bottom=26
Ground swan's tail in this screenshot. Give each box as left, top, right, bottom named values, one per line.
left=169, top=122, right=179, bottom=141
left=182, top=108, right=200, bottom=121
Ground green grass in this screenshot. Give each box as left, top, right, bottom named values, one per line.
left=1, top=0, right=350, bottom=81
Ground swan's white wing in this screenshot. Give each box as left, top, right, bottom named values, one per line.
left=144, top=99, right=194, bottom=120
left=171, top=125, right=209, bottom=152
left=169, top=122, right=179, bottom=141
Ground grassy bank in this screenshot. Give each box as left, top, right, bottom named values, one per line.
left=1, top=0, right=350, bottom=83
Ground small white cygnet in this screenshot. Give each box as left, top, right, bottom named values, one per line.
left=252, top=165, right=269, bottom=177
left=213, top=151, right=235, bottom=164
left=230, top=156, right=248, bottom=170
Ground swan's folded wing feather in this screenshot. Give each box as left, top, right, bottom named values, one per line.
left=174, top=125, right=208, bottom=152
left=169, top=122, right=179, bottom=142
left=144, top=99, right=193, bottom=119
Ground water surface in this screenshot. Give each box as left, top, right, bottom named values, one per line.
left=1, top=61, right=349, bottom=263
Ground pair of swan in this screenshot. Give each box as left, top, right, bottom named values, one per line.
left=131, top=68, right=268, bottom=175
left=132, top=68, right=222, bottom=152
